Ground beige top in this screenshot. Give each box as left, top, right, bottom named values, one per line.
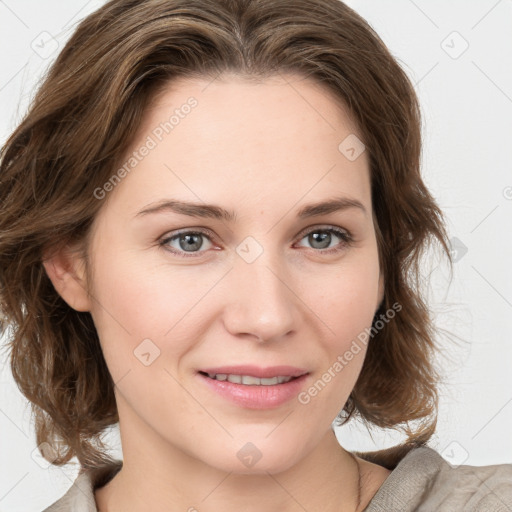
left=42, top=445, right=512, bottom=511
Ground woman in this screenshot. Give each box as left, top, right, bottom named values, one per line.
left=0, top=0, right=510, bottom=511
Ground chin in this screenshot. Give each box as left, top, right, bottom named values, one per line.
left=199, top=435, right=306, bottom=475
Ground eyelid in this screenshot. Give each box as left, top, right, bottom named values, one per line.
left=295, top=223, right=350, bottom=239
left=166, top=226, right=217, bottom=239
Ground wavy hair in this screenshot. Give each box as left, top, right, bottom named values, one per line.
left=0, top=0, right=453, bottom=469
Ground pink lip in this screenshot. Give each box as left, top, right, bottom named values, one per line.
left=197, top=365, right=309, bottom=409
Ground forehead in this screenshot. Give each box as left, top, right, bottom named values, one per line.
left=99, top=73, right=371, bottom=221
left=144, top=72, right=362, bottom=145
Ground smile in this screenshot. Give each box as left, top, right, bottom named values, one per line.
left=196, top=365, right=310, bottom=409
left=201, top=372, right=295, bottom=385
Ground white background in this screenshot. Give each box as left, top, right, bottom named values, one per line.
left=1, top=1, right=511, bottom=510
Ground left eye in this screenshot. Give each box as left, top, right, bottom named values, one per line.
left=159, top=226, right=353, bottom=258
left=295, top=227, right=353, bottom=252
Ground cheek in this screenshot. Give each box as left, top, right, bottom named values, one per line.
left=300, top=252, right=379, bottom=398
left=305, top=252, right=380, bottom=344
left=87, top=247, right=220, bottom=374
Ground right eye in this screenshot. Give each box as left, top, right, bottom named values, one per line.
left=158, top=229, right=216, bottom=258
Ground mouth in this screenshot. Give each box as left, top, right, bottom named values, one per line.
left=196, top=365, right=310, bottom=409
left=198, top=371, right=299, bottom=386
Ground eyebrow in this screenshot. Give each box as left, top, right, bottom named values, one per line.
left=135, top=196, right=367, bottom=222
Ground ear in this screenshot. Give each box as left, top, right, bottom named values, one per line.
left=42, top=243, right=92, bottom=312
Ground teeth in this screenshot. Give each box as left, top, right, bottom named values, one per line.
left=205, top=373, right=295, bottom=385
left=260, top=377, right=278, bottom=385
left=241, top=375, right=261, bottom=385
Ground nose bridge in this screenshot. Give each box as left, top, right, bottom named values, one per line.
left=224, top=236, right=297, bottom=341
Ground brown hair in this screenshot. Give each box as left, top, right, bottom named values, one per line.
left=0, top=0, right=453, bottom=470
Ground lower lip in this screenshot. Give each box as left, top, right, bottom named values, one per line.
left=198, top=373, right=309, bottom=409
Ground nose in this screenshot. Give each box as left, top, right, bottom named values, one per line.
left=222, top=249, right=299, bottom=343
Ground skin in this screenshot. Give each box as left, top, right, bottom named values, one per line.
left=43, top=73, right=391, bottom=512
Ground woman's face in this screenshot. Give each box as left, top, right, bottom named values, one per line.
left=81, top=73, right=383, bottom=473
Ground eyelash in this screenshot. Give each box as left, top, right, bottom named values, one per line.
left=158, top=225, right=354, bottom=258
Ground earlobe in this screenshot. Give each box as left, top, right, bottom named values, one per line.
left=42, top=244, right=92, bottom=312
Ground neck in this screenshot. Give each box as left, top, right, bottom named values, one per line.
left=95, top=407, right=363, bottom=512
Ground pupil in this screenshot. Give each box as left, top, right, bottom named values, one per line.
left=310, top=231, right=330, bottom=249
left=180, top=234, right=202, bottom=251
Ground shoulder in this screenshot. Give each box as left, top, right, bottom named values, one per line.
left=360, top=445, right=512, bottom=512
left=419, top=448, right=512, bottom=511
left=41, top=470, right=96, bottom=512
left=42, top=461, right=122, bottom=512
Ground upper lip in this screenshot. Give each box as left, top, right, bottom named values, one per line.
left=198, top=365, right=309, bottom=378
